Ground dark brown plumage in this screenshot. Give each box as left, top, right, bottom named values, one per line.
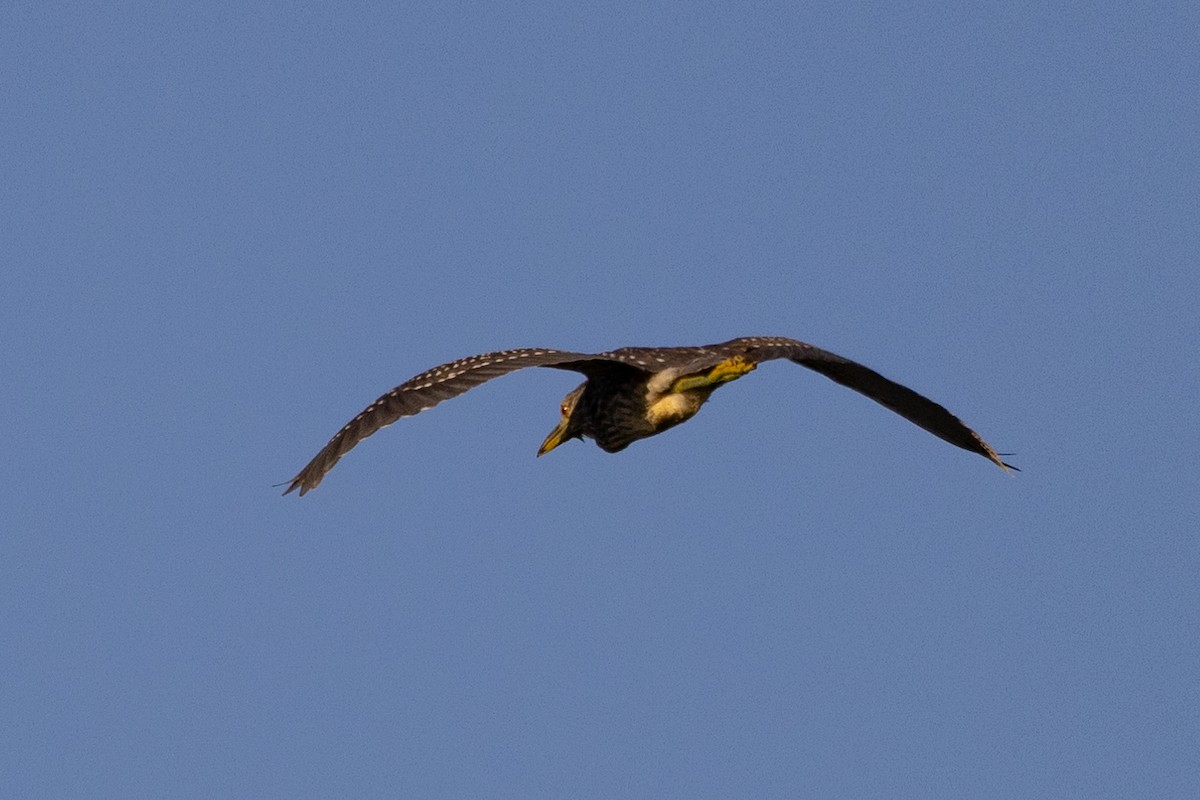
left=283, top=336, right=1014, bottom=496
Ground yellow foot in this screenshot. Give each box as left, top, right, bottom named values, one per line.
left=671, top=355, right=757, bottom=392
left=709, top=354, right=757, bottom=382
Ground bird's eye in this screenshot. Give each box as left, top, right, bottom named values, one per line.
left=560, top=402, right=569, bottom=415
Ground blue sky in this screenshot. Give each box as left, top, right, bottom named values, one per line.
left=3, top=2, right=1197, bottom=797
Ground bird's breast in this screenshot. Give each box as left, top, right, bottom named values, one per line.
left=645, top=390, right=710, bottom=429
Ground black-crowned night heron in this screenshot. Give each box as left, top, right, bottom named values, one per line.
left=283, top=336, right=1014, bottom=496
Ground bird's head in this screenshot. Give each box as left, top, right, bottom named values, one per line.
left=537, top=383, right=587, bottom=456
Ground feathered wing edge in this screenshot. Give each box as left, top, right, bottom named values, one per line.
left=282, top=348, right=608, bottom=496
left=728, top=337, right=1017, bottom=471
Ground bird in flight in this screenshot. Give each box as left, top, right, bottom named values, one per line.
left=283, top=336, right=1014, bottom=495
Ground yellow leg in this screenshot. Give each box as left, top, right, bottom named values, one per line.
left=670, top=355, right=757, bottom=392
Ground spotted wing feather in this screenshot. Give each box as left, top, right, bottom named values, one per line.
left=720, top=337, right=1015, bottom=470
left=283, top=348, right=602, bottom=495
left=597, top=345, right=728, bottom=371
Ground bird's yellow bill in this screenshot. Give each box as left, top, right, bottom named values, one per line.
left=537, top=419, right=570, bottom=457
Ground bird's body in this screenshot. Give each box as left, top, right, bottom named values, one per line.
left=284, top=336, right=1013, bottom=495
left=547, top=349, right=758, bottom=453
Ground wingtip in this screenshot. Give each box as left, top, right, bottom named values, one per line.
left=997, top=454, right=1020, bottom=474
left=276, top=475, right=312, bottom=496
left=979, top=441, right=1019, bottom=475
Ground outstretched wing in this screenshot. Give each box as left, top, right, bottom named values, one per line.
left=283, top=348, right=607, bottom=495
left=719, top=336, right=1016, bottom=471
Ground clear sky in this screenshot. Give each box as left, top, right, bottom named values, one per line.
left=3, top=2, right=1197, bottom=797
